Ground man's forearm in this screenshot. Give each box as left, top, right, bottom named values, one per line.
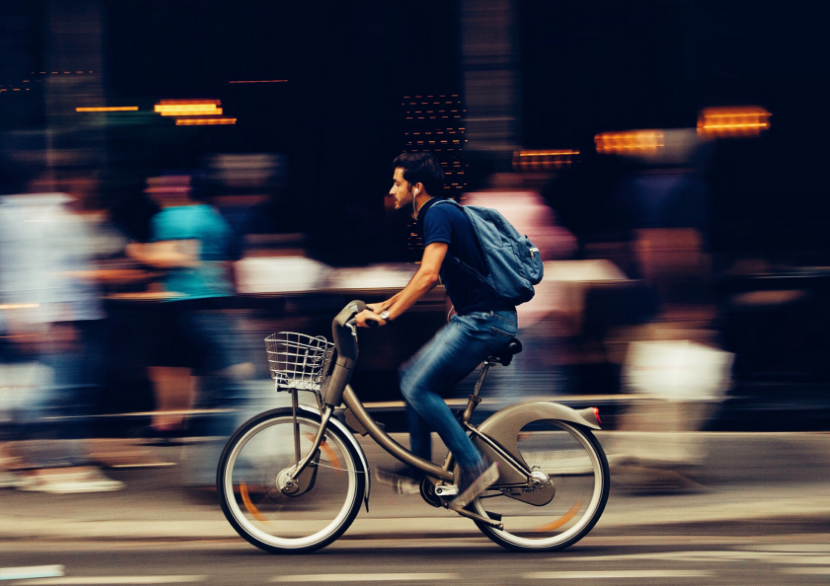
left=382, top=269, right=439, bottom=320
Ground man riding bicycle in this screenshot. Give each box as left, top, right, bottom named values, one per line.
left=355, top=152, right=518, bottom=510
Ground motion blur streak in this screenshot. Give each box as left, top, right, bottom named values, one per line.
left=513, top=150, right=578, bottom=170
left=154, top=101, right=223, bottom=116
left=175, top=118, right=237, bottom=126
left=595, top=130, right=665, bottom=154
left=697, top=106, right=772, bottom=137
left=76, top=107, right=139, bottom=112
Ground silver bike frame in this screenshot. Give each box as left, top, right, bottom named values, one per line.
left=286, top=301, right=601, bottom=510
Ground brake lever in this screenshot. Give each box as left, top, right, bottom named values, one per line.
left=345, top=318, right=359, bottom=336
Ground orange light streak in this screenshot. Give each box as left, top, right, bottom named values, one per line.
left=175, top=118, right=237, bottom=126
left=513, top=149, right=579, bottom=171
left=158, top=99, right=221, bottom=105
left=697, top=106, right=771, bottom=137
left=76, top=106, right=139, bottom=112
left=595, top=130, right=665, bottom=154
left=518, top=150, right=580, bottom=157
left=156, top=105, right=222, bottom=116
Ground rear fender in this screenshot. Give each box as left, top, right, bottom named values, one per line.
left=472, top=401, right=601, bottom=486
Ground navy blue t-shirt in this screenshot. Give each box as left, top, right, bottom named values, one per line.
left=418, top=197, right=512, bottom=315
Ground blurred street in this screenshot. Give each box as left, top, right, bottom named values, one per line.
left=1, top=431, right=829, bottom=584
left=3, top=528, right=830, bottom=585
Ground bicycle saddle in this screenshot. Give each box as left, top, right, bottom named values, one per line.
left=488, top=338, right=522, bottom=366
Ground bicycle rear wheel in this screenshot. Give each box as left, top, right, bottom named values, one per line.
left=217, top=408, right=365, bottom=553
left=473, top=420, right=609, bottom=552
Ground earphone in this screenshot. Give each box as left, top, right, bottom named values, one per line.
left=412, top=186, right=422, bottom=216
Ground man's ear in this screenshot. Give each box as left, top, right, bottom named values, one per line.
left=413, top=182, right=423, bottom=196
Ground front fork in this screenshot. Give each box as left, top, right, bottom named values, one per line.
left=276, top=392, right=334, bottom=495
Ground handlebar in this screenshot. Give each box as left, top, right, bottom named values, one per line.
left=331, top=300, right=368, bottom=365
left=336, top=300, right=379, bottom=329
left=333, top=300, right=366, bottom=329
left=324, top=300, right=367, bottom=407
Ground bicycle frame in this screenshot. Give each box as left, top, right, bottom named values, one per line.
left=286, top=300, right=531, bottom=488
left=276, top=300, right=602, bottom=530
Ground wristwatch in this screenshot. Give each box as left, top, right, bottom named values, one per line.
left=379, top=310, right=391, bottom=322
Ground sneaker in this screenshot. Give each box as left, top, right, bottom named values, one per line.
left=375, top=465, right=422, bottom=496
left=449, top=462, right=499, bottom=511
left=16, top=467, right=124, bottom=494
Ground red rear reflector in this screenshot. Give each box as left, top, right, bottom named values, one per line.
left=591, top=407, right=601, bottom=424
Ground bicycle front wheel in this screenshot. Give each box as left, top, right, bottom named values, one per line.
left=217, top=408, right=365, bottom=553
left=473, top=420, right=609, bottom=552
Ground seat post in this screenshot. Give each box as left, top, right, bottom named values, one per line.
left=441, top=361, right=494, bottom=474
left=460, top=361, right=493, bottom=424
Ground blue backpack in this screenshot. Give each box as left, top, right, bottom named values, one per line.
left=432, top=199, right=544, bottom=305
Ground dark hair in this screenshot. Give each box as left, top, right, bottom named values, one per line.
left=392, top=152, right=445, bottom=197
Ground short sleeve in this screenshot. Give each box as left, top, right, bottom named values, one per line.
left=423, top=205, right=453, bottom=246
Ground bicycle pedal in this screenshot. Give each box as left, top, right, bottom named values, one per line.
left=434, top=484, right=459, bottom=497
left=484, top=510, right=502, bottom=521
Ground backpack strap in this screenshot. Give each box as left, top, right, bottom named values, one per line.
left=428, top=199, right=495, bottom=290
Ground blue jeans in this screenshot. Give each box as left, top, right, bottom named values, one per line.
left=399, top=310, right=518, bottom=472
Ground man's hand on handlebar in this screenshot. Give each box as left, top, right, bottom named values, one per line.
left=355, top=309, right=387, bottom=329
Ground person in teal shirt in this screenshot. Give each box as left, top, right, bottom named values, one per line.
left=128, top=175, right=249, bottom=487
left=130, top=176, right=240, bottom=299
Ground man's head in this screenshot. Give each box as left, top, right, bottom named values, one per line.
left=389, top=152, right=445, bottom=211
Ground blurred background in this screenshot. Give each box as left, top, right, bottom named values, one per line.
left=1, top=0, right=829, bottom=494
left=2, top=4, right=830, bottom=584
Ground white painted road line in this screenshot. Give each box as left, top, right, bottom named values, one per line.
left=553, top=550, right=830, bottom=564
left=771, top=556, right=830, bottom=565
left=523, top=570, right=714, bottom=579
left=0, top=566, right=64, bottom=581
left=551, top=551, right=744, bottom=563
left=271, top=574, right=460, bottom=582
left=783, top=567, right=830, bottom=575
left=17, top=577, right=205, bottom=585
left=741, top=543, right=830, bottom=553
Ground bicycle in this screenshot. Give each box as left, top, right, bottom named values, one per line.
left=217, top=300, right=609, bottom=553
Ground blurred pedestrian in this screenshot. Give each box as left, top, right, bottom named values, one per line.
left=0, top=191, right=123, bottom=493
left=463, top=189, right=577, bottom=404
left=126, top=174, right=251, bottom=489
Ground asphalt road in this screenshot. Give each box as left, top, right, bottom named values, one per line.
left=1, top=432, right=829, bottom=585
left=2, top=519, right=830, bottom=586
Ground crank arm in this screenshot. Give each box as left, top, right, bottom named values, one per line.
left=453, top=507, right=504, bottom=530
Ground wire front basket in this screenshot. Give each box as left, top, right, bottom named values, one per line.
left=265, top=332, right=335, bottom=392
